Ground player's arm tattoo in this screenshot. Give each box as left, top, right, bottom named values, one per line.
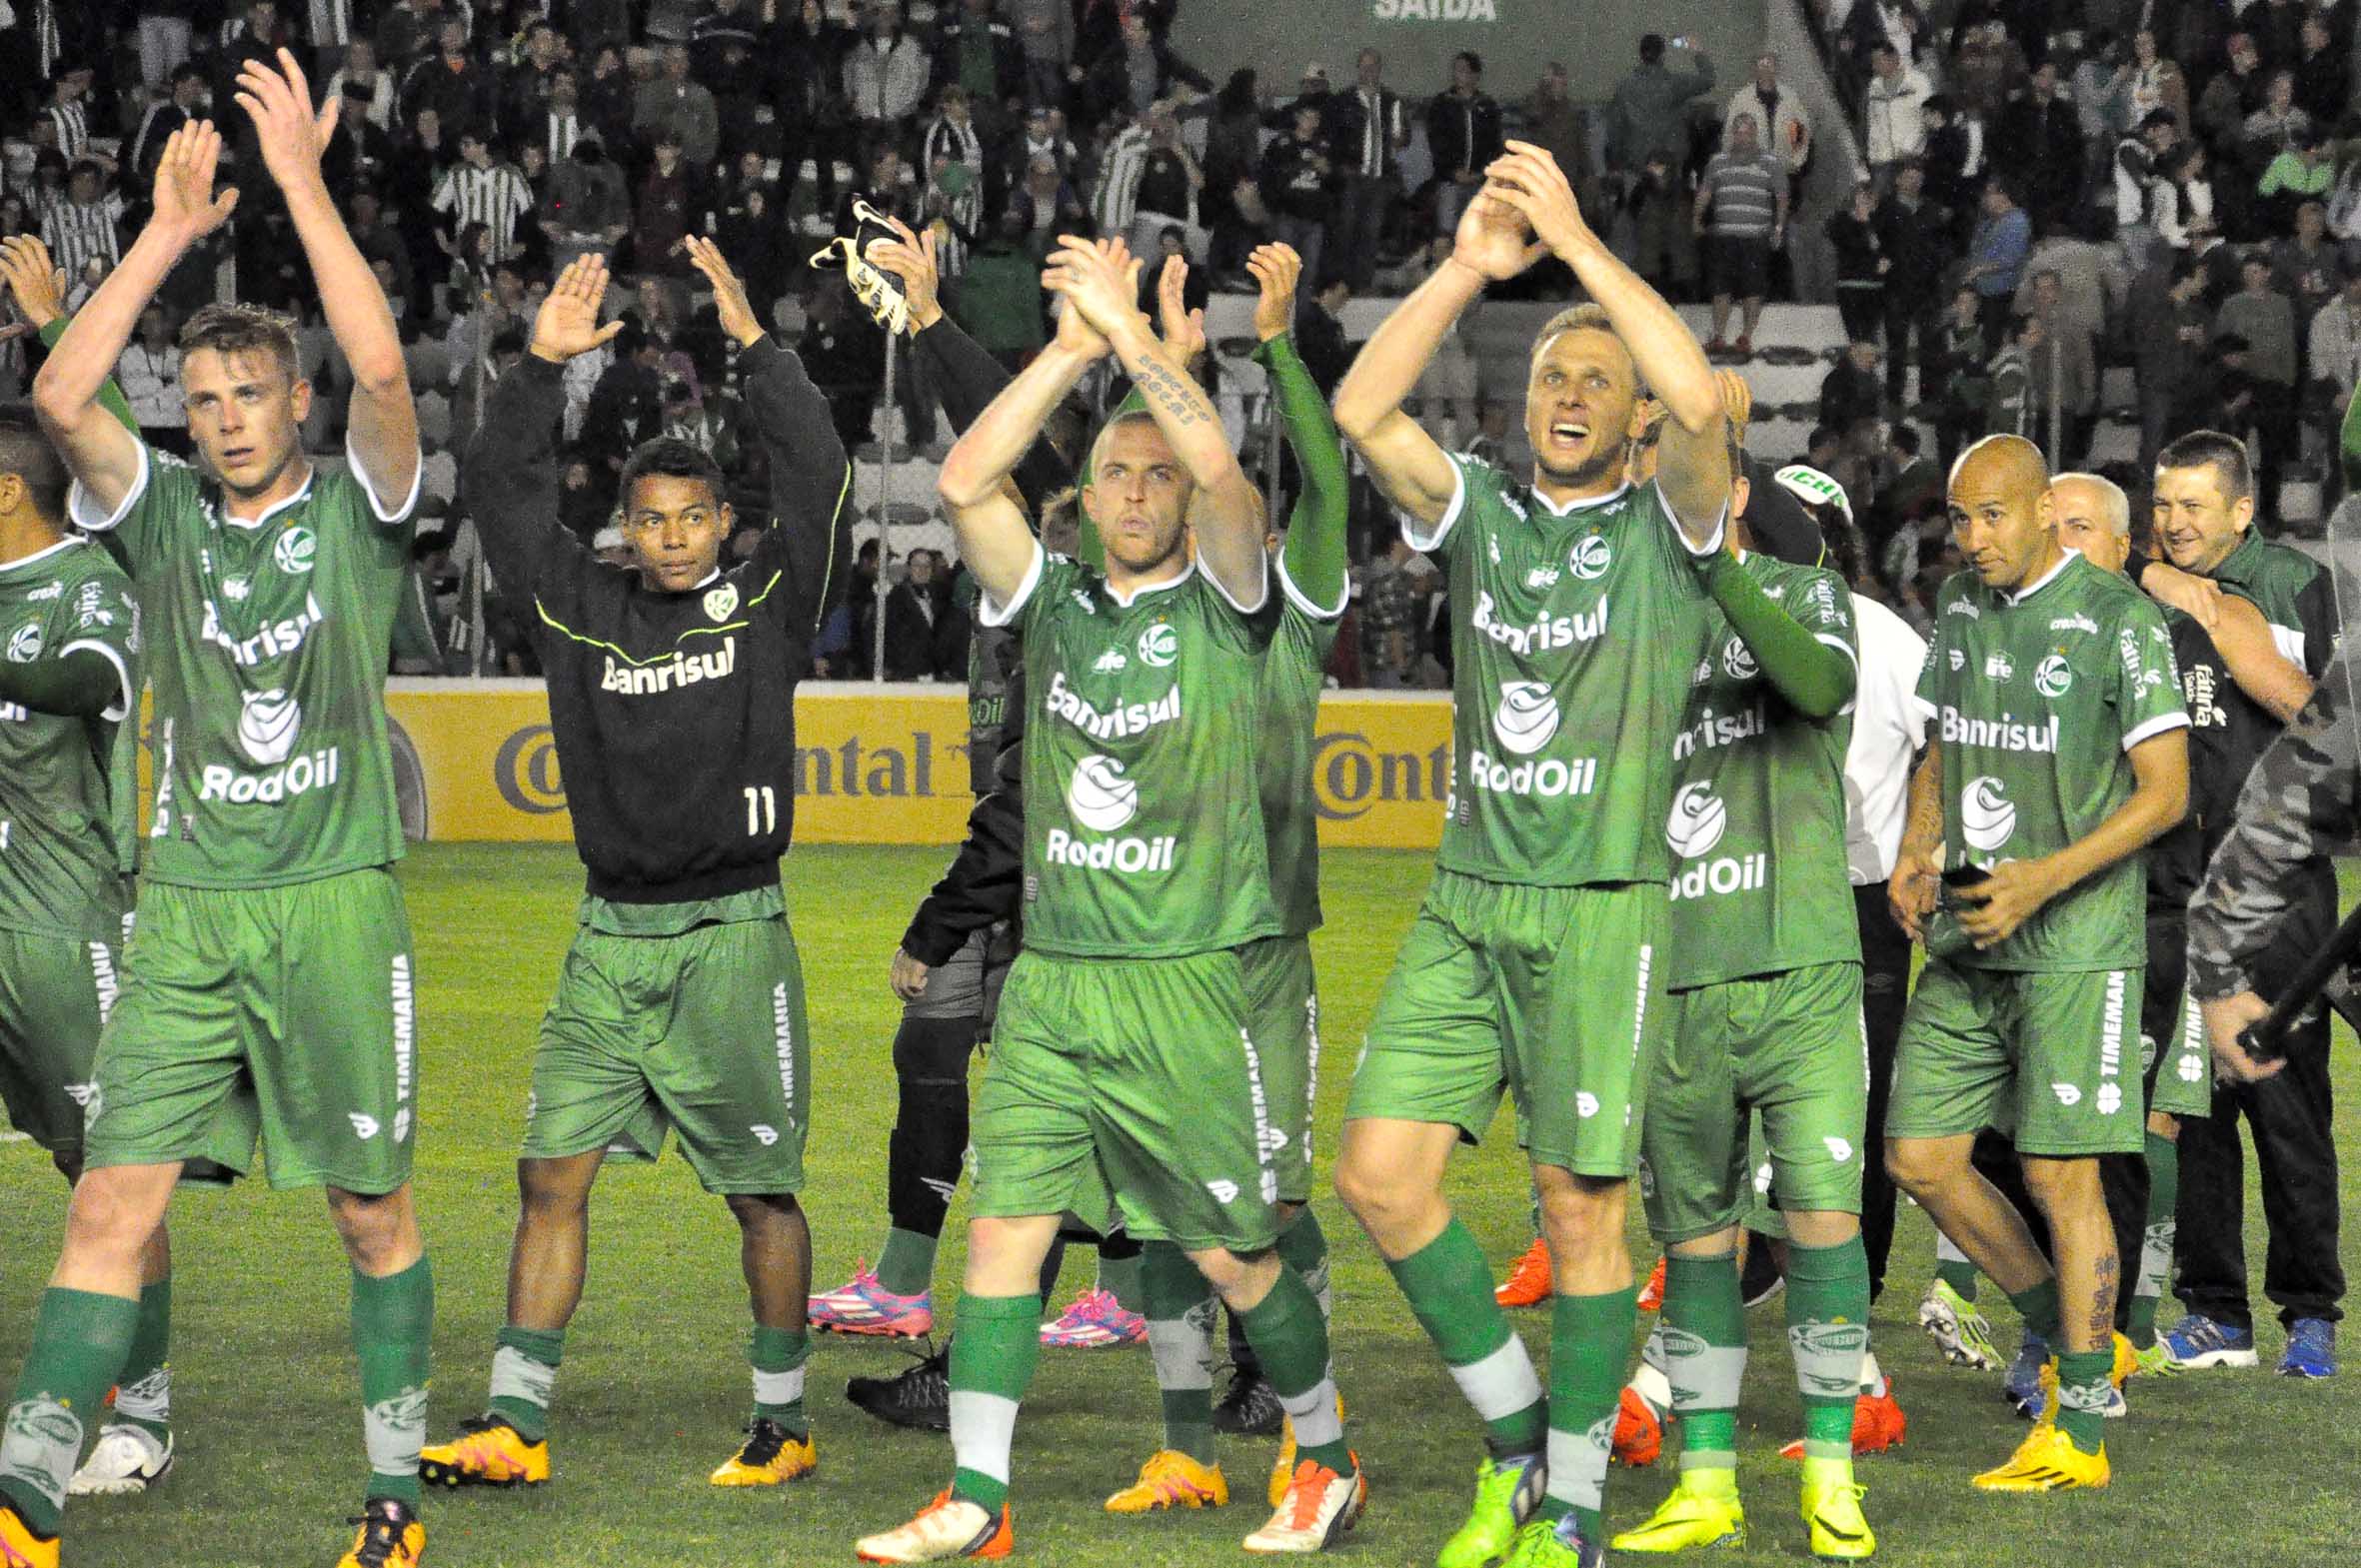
left=1129, top=354, right=1208, bottom=430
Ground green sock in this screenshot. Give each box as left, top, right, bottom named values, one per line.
left=488, top=1325, right=565, bottom=1443
left=1385, top=1220, right=1545, bottom=1457
left=353, top=1258, right=434, bottom=1509
left=1935, top=1257, right=1980, bottom=1300
left=948, top=1294, right=1041, bottom=1512
left=1660, top=1254, right=1745, bottom=1473
left=0, top=1287, right=139, bottom=1535
left=2053, top=1348, right=2113, bottom=1453
left=1544, top=1286, right=1640, bottom=1545
left=1141, top=1242, right=1217, bottom=1464
left=1096, top=1247, right=1145, bottom=1315
left=1786, top=1239, right=1872, bottom=1463
left=875, top=1227, right=940, bottom=1298
left=2129, top=1132, right=2178, bottom=1348
left=1276, top=1207, right=1332, bottom=1325
left=112, top=1280, right=173, bottom=1441
left=751, top=1325, right=810, bottom=1437
left=1234, top=1265, right=1351, bottom=1476
left=2006, top=1277, right=2062, bottom=1343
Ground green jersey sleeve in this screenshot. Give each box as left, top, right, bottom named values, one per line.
left=67, top=443, right=205, bottom=578
left=2109, top=597, right=2193, bottom=752
left=980, top=546, right=1087, bottom=640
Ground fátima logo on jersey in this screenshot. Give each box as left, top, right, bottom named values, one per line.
left=1046, top=754, right=1175, bottom=872
left=198, top=688, right=343, bottom=803
left=1467, top=682, right=1597, bottom=798
left=1960, top=776, right=2016, bottom=852
left=1666, top=781, right=1766, bottom=900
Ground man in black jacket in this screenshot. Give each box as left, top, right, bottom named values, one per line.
left=419, top=242, right=851, bottom=1493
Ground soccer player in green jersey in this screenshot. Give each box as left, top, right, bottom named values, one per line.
left=1885, top=436, right=2189, bottom=1495
left=0, top=58, right=433, bottom=1568
left=1107, top=242, right=1350, bottom=1519
left=1610, top=451, right=1880, bottom=1558
left=857, top=234, right=1357, bottom=1562
left=1330, top=142, right=1738, bottom=1568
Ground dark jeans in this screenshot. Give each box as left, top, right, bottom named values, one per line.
left=1883, top=297, right=1934, bottom=403
left=1334, top=173, right=1396, bottom=291
left=1855, top=882, right=1910, bottom=1299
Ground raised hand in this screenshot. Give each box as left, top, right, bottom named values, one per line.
left=1246, top=243, right=1301, bottom=342
left=0, top=235, right=69, bottom=331
left=684, top=234, right=767, bottom=349
left=1715, top=367, right=1753, bottom=437
left=868, top=215, right=944, bottom=333
left=1156, top=253, right=1206, bottom=364
left=233, top=48, right=339, bottom=195
left=149, top=122, right=240, bottom=244
left=1484, top=141, right=1596, bottom=260
left=1449, top=184, right=1544, bottom=283
left=1043, top=233, right=1146, bottom=344
left=529, top=254, right=626, bottom=364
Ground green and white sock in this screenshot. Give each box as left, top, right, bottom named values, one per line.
left=0, top=1287, right=139, bottom=1535
left=1787, top=1239, right=1871, bottom=1466
left=2053, top=1348, right=2112, bottom=1454
left=1384, top=1221, right=1544, bottom=1458
left=1235, top=1265, right=1351, bottom=1476
left=949, top=1294, right=1040, bottom=1511
left=875, top=1227, right=940, bottom=1299
left=751, top=1325, right=809, bottom=1438
left=2129, top=1131, right=2178, bottom=1348
left=1933, top=1231, right=1979, bottom=1301
left=487, top=1324, right=564, bottom=1443
left=111, top=1280, right=173, bottom=1441
left=1661, top=1255, right=1745, bottom=1480
left=2006, top=1276, right=2063, bottom=1343
left=1544, top=1286, right=1640, bottom=1544
left=353, top=1258, right=434, bottom=1509
left=1141, top=1242, right=1217, bottom=1464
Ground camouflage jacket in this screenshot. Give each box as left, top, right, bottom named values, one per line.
left=2187, top=640, right=2358, bottom=999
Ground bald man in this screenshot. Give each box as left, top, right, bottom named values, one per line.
left=1883, top=437, right=2190, bottom=1492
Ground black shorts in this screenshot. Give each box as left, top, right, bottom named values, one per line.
left=1710, top=235, right=1771, bottom=299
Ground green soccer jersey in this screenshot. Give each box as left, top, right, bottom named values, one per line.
left=1912, top=550, right=2189, bottom=972
left=989, top=547, right=1278, bottom=959
left=0, top=536, right=139, bottom=939
left=1258, top=565, right=1343, bottom=939
left=1418, top=457, right=1718, bottom=887
left=1663, top=553, right=1859, bottom=989
left=74, top=445, right=418, bottom=888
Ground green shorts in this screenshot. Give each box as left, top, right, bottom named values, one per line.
left=2142, top=915, right=2212, bottom=1121
left=1888, top=957, right=2145, bottom=1157
left=1240, top=933, right=1319, bottom=1205
left=0, top=924, right=123, bottom=1157
left=974, top=947, right=1282, bottom=1253
left=1642, top=962, right=1868, bottom=1243
left=1348, top=871, right=1665, bottom=1179
left=523, top=912, right=810, bottom=1195
left=85, top=869, right=416, bottom=1192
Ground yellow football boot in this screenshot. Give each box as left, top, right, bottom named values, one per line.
left=1609, top=1474, right=1746, bottom=1552
left=419, top=1414, right=550, bottom=1487
left=334, top=1499, right=424, bottom=1568
left=1800, top=1462, right=1876, bottom=1560
left=0, top=1501, right=58, bottom=1568
left=1105, top=1449, right=1230, bottom=1513
left=1971, top=1425, right=2110, bottom=1492
left=709, top=1418, right=817, bottom=1485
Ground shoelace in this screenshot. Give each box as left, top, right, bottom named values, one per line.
left=1279, top=1462, right=1335, bottom=1530
left=344, top=1509, right=410, bottom=1567
left=738, top=1419, right=788, bottom=1468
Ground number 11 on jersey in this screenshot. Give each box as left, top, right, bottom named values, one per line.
left=744, top=785, right=777, bottom=835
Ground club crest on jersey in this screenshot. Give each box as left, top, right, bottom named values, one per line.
left=1948, top=648, right=1966, bottom=672
left=1960, top=775, right=2016, bottom=852
left=1491, top=681, right=1559, bottom=755
left=1568, top=534, right=1611, bottom=581
left=705, top=583, right=740, bottom=622
left=2034, top=654, right=2072, bottom=697
left=1138, top=622, right=1178, bottom=668
left=237, top=689, right=302, bottom=766
left=4, top=624, right=41, bottom=663
left=1720, top=636, right=1758, bottom=682
left=1066, top=754, right=1140, bottom=831
left=273, top=525, right=316, bottom=576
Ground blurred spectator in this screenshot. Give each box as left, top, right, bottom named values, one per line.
left=544, top=135, right=631, bottom=273
left=1726, top=51, right=1809, bottom=184
left=1333, top=49, right=1410, bottom=293
left=2113, top=107, right=2179, bottom=268
left=129, top=65, right=208, bottom=188
left=1426, top=50, right=1501, bottom=236
left=403, top=17, right=497, bottom=143
left=1993, top=61, right=2082, bottom=233
left=1875, top=160, right=1948, bottom=403
left=846, top=5, right=932, bottom=139
left=2257, top=128, right=2335, bottom=238
left=957, top=208, right=1049, bottom=367
left=1929, top=284, right=1991, bottom=467
left=884, top=548, right=968, bottom=681
left=1097, top=107, right=1203, bottom=260
left=933, top=0, right=1023, bottom=117
left=1826, top=181, right=1886, bottom=348
left=1862, top=44, right=1930, bottom=190
left=2216, top=256, right=2299, bottom=495
left=1295, top=276, right=1352, bottom=397
left=1693, top=112, right=1786, bottom=356
left=632, top=131, right=700, bottom=276
left=1358, top=536, right=1423, bottom=689
left=1261, top=102, right=1333, bottom=291
left=635, top=43, right=721, bottom=168
left=1983, top=312, right=2039, bottom=437
left=1009, top=0, right=1078, bottom=109
left=1621, top=148, right=1693, bottom=300
left=2123, top=29, right=2188, bottom=138
left=2023, top=269, right=2097, bottom=465
left=2292, top=11, right=2347, bottom=127
left=2194, top=33, right=2264, bottom=156
left=1606, top=33, right=1713, bottom=174
left=1963, top=179, right=2031, bottom=347
left=2153, top=140, right=2219, bottom=259
left=1408, top=236, right=1480, bottom=449
left=42, top=162, right=124, bottom=280
left=433, top=131, right=534, bottom=266
left=2310, top=273, right=2361, bottom=498
left=1820, top=338, right=1884, bottom=446
left=119, top=304, right=185, bottom=455
left=1080, top=9, right=1209, bottom=127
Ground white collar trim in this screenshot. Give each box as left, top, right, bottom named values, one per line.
left=2004, top=547, right=2077, bottom=605
left=1104, top=557, right=1196, bottom=608
left=220, top=463, right=319, bottom=531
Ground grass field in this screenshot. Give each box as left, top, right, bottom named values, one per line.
left=3, top=842, right=2357, bottom=1568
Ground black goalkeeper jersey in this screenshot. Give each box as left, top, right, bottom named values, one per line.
left=462, top=340, right=850, bottom=902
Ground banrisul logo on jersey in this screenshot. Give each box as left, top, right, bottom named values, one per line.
left=1468, top=681, right=1596, bottom=798
left=1047, top=754, right=1175, bottom=872
left=1666, top=780, right=1765, bottom=900
left=199, top=688, right=342, bottom=803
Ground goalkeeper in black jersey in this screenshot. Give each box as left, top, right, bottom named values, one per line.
left=418, top=243, right=850, bottom=1493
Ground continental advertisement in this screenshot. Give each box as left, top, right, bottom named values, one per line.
left=381, top=679, right=1455, bottom=849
